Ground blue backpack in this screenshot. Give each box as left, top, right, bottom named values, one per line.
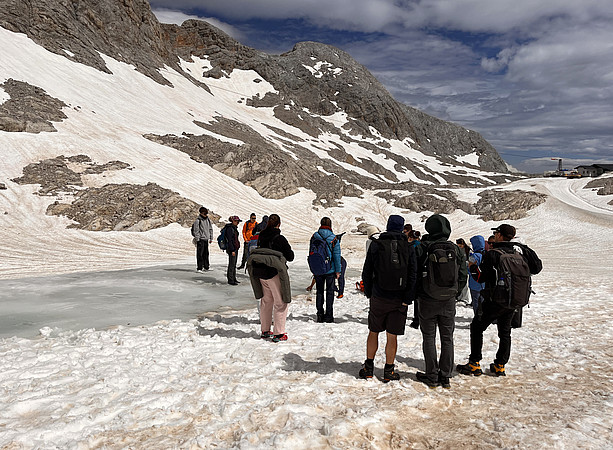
left=217, top=225, right=228, bottom=250
left=308, top=232, right=335, bottom=276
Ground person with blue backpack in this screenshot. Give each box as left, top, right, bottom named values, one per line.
left=308, top=217, right=342, bottom=323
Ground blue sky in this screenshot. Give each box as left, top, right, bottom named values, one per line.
left=150, top=0, right=613, bottom=174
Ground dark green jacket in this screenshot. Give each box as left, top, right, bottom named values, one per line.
left=246, top=248, right=292, bottom=303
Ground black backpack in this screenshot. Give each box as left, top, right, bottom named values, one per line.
left=217, top=224, right=229, bottom=250
left=421, top=241, right=459, bottom=300
left=491, top=247, right=532, bottom=309
left=374, top=237, right=410, bottom=291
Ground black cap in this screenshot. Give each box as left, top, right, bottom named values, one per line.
left=491, top=224, right=516, bottom=240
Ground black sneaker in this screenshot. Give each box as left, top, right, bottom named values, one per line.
left=316, top=314, right=324, bottom=323
left=438, top=372, right=451, bottom=389
left=358, top=360, right=374, bottom=379
left=416, top=371, right=440, bottom=388
left=490, top=362, right=506, bottom=377
left=456, top=360, right=483, bottom=376
left=409, top=320, right=419, bottom=329
left=383, top=364, right=400, bottom=383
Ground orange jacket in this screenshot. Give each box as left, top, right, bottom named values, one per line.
left=242, top=220, right=257, bottom=241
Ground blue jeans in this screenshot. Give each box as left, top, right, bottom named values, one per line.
left=470, top=288, right=483, bottom=314
left=315, top=273, right=336, bottom=320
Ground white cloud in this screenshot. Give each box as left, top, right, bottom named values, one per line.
left=152, top=8, right=245, bottom=41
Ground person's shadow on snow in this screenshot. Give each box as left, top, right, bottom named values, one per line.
left=199, top=314, right=260, bottom=325
left=282, top=352, right=358, bottom=377
left=395, top=355, right=426, bottom=372
left=196, top=324, right=259, bottom=340
left=286, top=313, right=367, bottom=325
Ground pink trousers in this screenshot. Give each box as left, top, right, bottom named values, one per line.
left=260, top=275, right=288, bottom=335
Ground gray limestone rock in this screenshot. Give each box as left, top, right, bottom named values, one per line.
left=475, top=190, right=547, bottom=221
left=0, top=79, right=67, bottom=133
left=46, top=182, right=217, bottom=232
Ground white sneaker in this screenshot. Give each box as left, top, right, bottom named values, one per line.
left=196, top=269, right=204, bottom=273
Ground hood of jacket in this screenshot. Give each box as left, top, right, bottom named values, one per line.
left=470, top=235, right=485, bottom=252
left=315, top=227, right=336, bottom=242
left=424, top=214, right=451, bottom=240
left=386, top=215, right=404, bottom=233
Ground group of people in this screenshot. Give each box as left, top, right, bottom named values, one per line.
left=359, top=214, right=541, bottom=387
left=192, top=207, right=542, bottom=388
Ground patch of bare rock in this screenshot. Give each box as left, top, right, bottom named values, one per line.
left=11, top=155, right=219, bottom=231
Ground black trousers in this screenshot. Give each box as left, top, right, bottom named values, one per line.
left=196, top=240, right=210, bottom=270
left=227, top=252, right=238, bottom=283
left=469, top=300, right=515, bottom=365
left=315, top=273, right=336, bottom=320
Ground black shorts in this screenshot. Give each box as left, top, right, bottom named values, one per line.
left=368, top=295, right=408, bottom=335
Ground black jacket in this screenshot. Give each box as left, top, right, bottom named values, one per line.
left=362, top=231, right=417, bottom=303
left=252, top=227, right=294, bottom=279
left=225, top=223, right=240, bottom=254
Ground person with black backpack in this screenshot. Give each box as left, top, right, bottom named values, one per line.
left=414, top=214, right=468, bottom=389
left=359, top=215, right=417, bottom=382
left=457, top=223, right=542, bottom=377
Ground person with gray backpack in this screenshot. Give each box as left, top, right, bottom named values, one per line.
left=414, top=214, right=467, bottom=388
left=457, top=223, right=542, bottom=377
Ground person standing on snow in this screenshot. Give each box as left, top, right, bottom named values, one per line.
left=468, top=235, right=486, bottom=314
left=310, top=217, right=342, bottom=323
left=238, top=213, right=257, bottom=270
left=415, top=214, right=467, bottom=389
left=191, top=206, right=213, bottom=273
left=224, top=216, right=241, bottom=285
left=246, top=214, right=294, bottom=342
left=359, top=215, right=417, bottom=382
left=457, top=224, right=542, bottom=378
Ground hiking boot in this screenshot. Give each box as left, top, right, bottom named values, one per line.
left=490, top=362, right=506, bottom=377
left=260, top=331, right=273, bottom=339
left=416, top=371, right=440, bottom=388
left=272, top=334, right=288, bottom=342
left=457, top=360, right=483, bottom=376
left=383, top=364, right=400, bottom=383
left=438, top=372, right=451, bottom=389
left=358, top=359, right=374, bottom=379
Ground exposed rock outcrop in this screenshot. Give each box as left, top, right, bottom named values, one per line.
left=47, top=182, right=215, bottom=232
left=0, top=0, right=176, bottom=85
left=0, top=79, right=67, bottom=133
left=585, top=177, right=613, bottom=196
left=475, top=190, right=547, bottom=221
left=11, top=155, right=128, bottom=195
left=11, top=155, right=220, bottom=231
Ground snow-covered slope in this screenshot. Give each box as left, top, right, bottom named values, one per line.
left=0, top=173, right=612, bottom=448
